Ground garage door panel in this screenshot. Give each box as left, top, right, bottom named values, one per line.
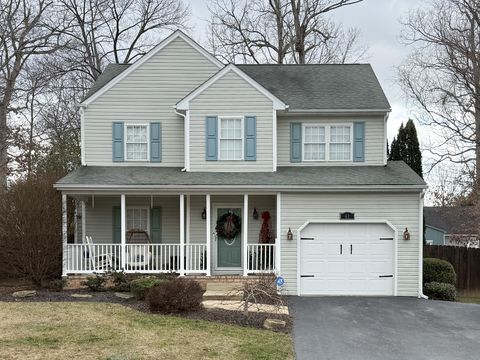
left=300, top=223, right=395, bottom=296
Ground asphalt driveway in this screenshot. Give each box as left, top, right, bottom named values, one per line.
left=288, top=296, right=480, bottom=360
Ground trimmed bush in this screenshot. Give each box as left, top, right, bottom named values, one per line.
left=111, top=270, right=130, bottom=292
left=45, top=278, right=67, bottom=291
left=81, top=274, right=106, bottom=291
left=424, top=282, right=457, bottom=301
left=147, top=278, right=204, bottom=313
left=130, top=278, right=163, bottom=300
left=423, top=258, right=456, bottom=286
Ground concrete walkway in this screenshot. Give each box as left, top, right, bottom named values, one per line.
left=289, top=296, right=480, bottom=360
left=203, top=300, right=289, bottom=315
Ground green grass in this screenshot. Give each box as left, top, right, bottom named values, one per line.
left=0, top=302, right=294, bottom=360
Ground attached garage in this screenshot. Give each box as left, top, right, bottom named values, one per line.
left=298, top=221, right=397, bottom=296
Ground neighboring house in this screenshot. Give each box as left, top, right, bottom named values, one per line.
left=424, top=207, right=479, bottom=248
left=55, top=30, right=426, bottom=297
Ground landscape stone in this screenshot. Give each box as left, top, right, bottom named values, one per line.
left=114, top=292, right=134, bottom=299
left=70, top=293, right=93, bottom=298
left=12, top=290, right=36, bottom=298
left=263, top=318, right=286, bottom=331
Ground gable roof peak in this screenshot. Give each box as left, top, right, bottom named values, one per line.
left=80, top=29, right=223, bottom=106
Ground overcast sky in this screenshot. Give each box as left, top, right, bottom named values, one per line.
left=186, top=0, right=424, bottom=142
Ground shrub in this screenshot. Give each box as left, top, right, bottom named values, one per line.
left=0, top=171, right=65, bottom=284
left=424, top=282, right=457, bottom=301
left=423, top=258, right=456, bottom=286
left=81, top=274, right=106, bottom=291
left=130, top=278, right=163, bottom=300
left=110, top=270, right=129, bottom=292
left=147, top=278, right=204, bottom=313
left=46, top=278, right=67, bottom=292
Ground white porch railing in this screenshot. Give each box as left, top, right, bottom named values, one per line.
left=247, top=244, right=276, bottom=273
left=65, top=243, right=210, bottom=274
left=125, top=244, right=181, bottom=273
left=65, top=244, right=122, bottom=273
left=185, top=244, right=207, bottom=273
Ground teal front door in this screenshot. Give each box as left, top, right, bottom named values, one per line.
left=216, top=207, right=242, bottom=269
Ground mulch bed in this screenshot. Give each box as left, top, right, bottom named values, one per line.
left=0, top=288, right=292, bottom=333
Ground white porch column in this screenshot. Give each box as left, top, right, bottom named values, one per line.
left=206, top=194, right=211, bottom=276
left=276, top=192, right=281, bottom=274
left=243, top=194, right=249, bottom=276
left=120, top=194, right=126, bottom=270
left=62, top=193, right=68, bottom=277
left=179, top=194, right=185, bottom=276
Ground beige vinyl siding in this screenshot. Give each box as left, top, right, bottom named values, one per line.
left=188, top=195, right=276, bottom=244
left=84, top=196, right=180, bottom=243
left=83, top=37, right=219, bottom=166
left=189, top=71, right=274, bottom=171
left=280, top=192, right=421, bottom=296
left=277, top=115, right=385, bottom=166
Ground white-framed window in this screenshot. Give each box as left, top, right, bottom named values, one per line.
left=126, top=207, right=149, bottom=232
left=125, top=124, right=149, bottom=161
left=302, top=124, right=352, bottom=161
left=303, top=125, right=326, bottom=160
left=218, top=116, right=243, bottom=160
left=329, top=125, right=352, bottom=161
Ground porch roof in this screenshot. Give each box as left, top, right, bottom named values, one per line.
left=55, top=161, right=426, bottom=192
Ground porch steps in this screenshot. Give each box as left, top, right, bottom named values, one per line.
left=203, top=282, right=244, bottom=301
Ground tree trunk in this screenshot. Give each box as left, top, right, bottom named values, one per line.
left=0, top=103, right=8, bottom=191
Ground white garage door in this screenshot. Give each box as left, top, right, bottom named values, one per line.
left=299, top=223, right=395, bottom=296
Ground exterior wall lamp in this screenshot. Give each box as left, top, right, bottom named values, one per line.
left=403, top=227, right=410, bottom=240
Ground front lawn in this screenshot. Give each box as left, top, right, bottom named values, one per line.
left=0, top=302, right=294, bottom=360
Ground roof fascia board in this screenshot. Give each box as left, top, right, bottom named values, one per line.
left=176, top=64, right=287, bottom=110
left=425, top=224, right=447, bottom=233
left=54, top=183, right=426, bottom=192
left=80, top=30, right=223, bottom=107
left=285, top=108, right=391, bottom=115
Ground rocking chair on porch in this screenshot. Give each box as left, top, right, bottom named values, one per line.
left=84, top=236, right=114, bottom=271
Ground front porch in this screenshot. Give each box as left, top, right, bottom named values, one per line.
left=62, top=193, right=280, bottom=276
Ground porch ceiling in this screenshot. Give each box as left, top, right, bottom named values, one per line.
left=55, top=161, right=426, bottom=192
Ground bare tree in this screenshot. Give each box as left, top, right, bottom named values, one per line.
left=60, top=0, right=190, bottom=82
left=0, top=0, right=65, bottom=191
left=398, top=0, right=480, bottom=197
left=207, top=0, right=367, bottom=64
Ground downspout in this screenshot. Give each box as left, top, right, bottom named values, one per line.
left=174, top=107, right=188, bottom=172
left=419, top=189, right=428, bottom=299
left=383, top=110, right=390, bottom=166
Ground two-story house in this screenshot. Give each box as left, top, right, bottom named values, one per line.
left=55, top=30, right=426, bottom=297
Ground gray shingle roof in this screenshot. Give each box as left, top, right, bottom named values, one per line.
left=56, top=161, right=425, bottom=189
left=82, top=64, right=130, bottom=102
left=237, top=64, right=390, bottom=111
left=81, top=63, right=390, bottom=111
left=424, top=207, right=479, bottom=234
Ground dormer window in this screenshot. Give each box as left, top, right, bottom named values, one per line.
left=125, top=124, right=149, bottom=161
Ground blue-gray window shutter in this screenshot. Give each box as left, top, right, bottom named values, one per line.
left=205, top=116, right=218, bottom=161
left=112, top=122, right=124, bottom=162
left=150, top=122, right=162, bottom=162
left=353, top=122, right=365, bottom=162
left=112, top=206, right=121, bottom=243
left=290, top=122, right=302, bottom=162
left=244, top=116, right=256, bottom=161
left=150, top=207, right=161, bottom=243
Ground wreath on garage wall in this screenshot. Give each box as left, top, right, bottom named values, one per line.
left=216, top=212, right=241, bottom=240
